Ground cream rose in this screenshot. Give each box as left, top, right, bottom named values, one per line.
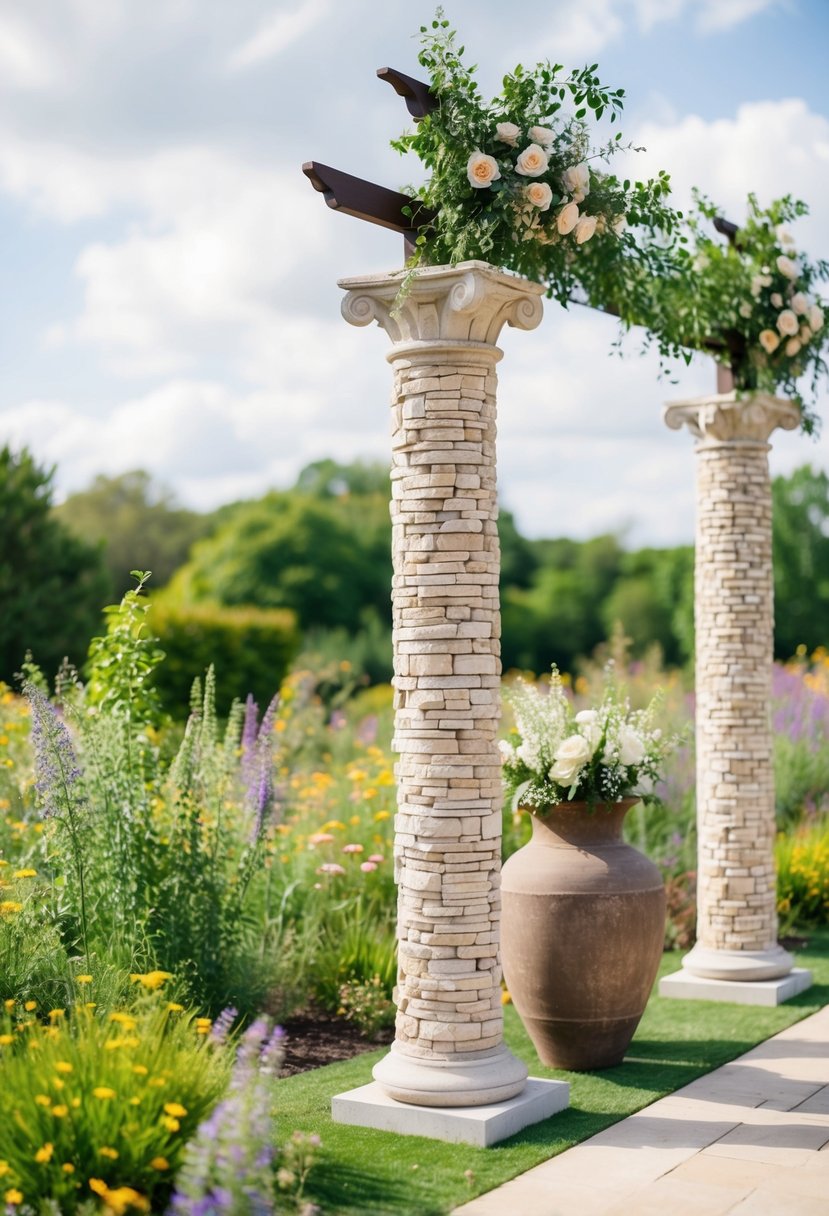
left=770, top=293, right=783, bottom=309
left=549, top=734, right=591, bottom=785
left=528, top=125, right=555, bottom=148
left=800, top=324, right=813, bottom=343
left=777, top=309, right=799, bottom=336
left=759, top=329, right=780, bottom=354
left=791, top=291, right=810, bottom=315
left=573, top=214, right=598, bottom=244
left=495, top=122, right=520, bottom=146
left=562, top=162, right=590, bottom=199
left=776, top=254, right=798, bottom=280
left=466, top=151, right=501, bottom=189
left=556, top=201, right=580, bottom=234
left=515, top=143, right=549, bottom=177
left=575, top=709, right=601, bottom=754
left=809, top=304, right=824, bottom=331
left=776, top=226, right=795, bottom=246
left=526, top=181, right=553, bottom=210
left=750, top=275, right=764, bottom=297
left=785, top=337, right=802, bottom=357
left=618, top=726, right=645, bottom=767
left=738, top=302, right=752, bottom=319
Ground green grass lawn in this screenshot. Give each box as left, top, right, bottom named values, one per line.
left=279, top=930, right=829, bottom=1216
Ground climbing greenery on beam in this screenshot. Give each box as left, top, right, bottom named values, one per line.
left=393, top=11, right=682, bottom=333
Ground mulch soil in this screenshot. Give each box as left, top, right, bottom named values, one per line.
left=279, top=1008, right=394, bottom=1076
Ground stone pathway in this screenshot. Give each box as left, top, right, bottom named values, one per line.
left=452, top=1004, right=829, bottom=1216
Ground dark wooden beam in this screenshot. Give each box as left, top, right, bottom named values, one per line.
left=376, top=66, right=437, bottom=119
left=302, top=161, right=435, bottom=237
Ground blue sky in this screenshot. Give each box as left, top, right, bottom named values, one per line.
left=1, top=0, right=828, bottom=544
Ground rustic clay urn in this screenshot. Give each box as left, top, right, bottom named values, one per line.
left=501, top=798, right=666, bottom=1070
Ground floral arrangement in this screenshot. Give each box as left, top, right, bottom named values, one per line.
left=394, top=12, right=681, bottom=324
left=500, top=668, right=675, bottom=812
left=648, top=192, right=828, bottom=429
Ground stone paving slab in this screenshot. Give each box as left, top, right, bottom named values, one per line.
left=452, top=1005, right=829, bottom=1216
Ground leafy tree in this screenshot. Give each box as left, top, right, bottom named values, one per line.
left=0, top=446, right=108, bottom=681
left=773, top=464, right=829, bottom=657
left=55, top=469, right=213, bottom=598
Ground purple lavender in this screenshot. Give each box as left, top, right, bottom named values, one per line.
left=167, top=1019, right=288, bottom=1216
left=24, top=681, right=85, bottom=818
left=210, top=1006, right=238, bottom=1046
left=244, top=695, right=281, bottom=843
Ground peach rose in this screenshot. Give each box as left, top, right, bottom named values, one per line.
left=515, top=143, right=549, bottom=177
left=466, top=151, right=501, bottom=189
left=495, top=122, right=520, bottom=146
left=526, top=181, right=553, bottom=210
left=758, top=329, right=780, bottom=354
left=556, top=201, right=580, bottom=234
left=777, top=309, right=799, bottom=336
left=527, top=125, right=555, bottom=149
left=562, top=162, right=590, bottom=199
left=573, top=214, right=598, bottom=244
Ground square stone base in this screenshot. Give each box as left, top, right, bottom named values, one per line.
left=659, top=966, right=813, bottom=1006
left=331, top=1077, right=570, bottom=1147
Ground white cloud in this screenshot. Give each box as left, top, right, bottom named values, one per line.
left=696, top=0, right=780, bottom=33
left=226, top=0, right=329, bottom=72
left=0, top=12, right=56, bottom=88
left=536, top=0, right=625, bottom=60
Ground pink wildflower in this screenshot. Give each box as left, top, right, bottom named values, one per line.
left=360, top=861, right=378, bottom=873
left=342, top=843, right=364, bottom=854
left=317, top=863, right=346, bottom=876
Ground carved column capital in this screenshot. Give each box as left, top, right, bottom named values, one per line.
left=339, top=260, right=544, bottom=352
left=664, top=391, right=800, bottom=447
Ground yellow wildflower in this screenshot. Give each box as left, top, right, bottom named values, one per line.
left=161, top=1115, right=180, bottom=1132
left=99, top=1147, right=118, bottom=1160
left=24, top=1001, right=37, bottom=1011
left=76, top=975, right=93, bottom=985
left=150, top=1157, right=169, bottom=1170
left=0, top=902, right=23, bottom=915
left=163, top=1102, right=187, bottom=1118
left=12, top=869, right=36, bottom=879
left=55, top=1061, right=73, bottom=1073
left=0, top=1163, right=9, bottom=1177
left=35, top=1094, right=51, bottom=1106
left=62, top=1164, right=75, bottom=1174
left=130, top=971, right=172, bottom=990
left=48, top=1008, right=64, bottom=1020
left=3, top=999, right=13, bottom=1010
left=104, top=1186, right=150, bottom=1214
left=93, top=1087, right=116, bottom=1100
left=5, top=1189, right=23, bottom=1206
left=0, top=1035, right=13, bottom=1046
left=167, top=1003, right=184, bottom=1013
left=34, top=1144, right=54, bottom=1164
left=132, top=1064, right=148, bottom=1076
left=52, top=1105, right=68, bottom=1118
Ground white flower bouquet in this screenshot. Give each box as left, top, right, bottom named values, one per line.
left=500, top=668, right=676, bottom=812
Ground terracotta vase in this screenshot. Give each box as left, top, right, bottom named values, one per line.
left=501, top=798, right=665, bottom=1071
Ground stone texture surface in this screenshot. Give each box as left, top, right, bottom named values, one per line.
left=664, top=393, right=800, bottom=978
left=339, top=262, right=544, bottom=1106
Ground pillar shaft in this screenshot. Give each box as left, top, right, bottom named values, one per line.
left=665, top=392, right=800, bottom=981
left=340, top=261, right=543, bottom=1104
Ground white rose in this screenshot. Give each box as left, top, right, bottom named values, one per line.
left=791, top=291, right=810, bottom=315
left=618, top=726, right=645, bottom=767
left=759, top=329, right=780, bottom=354
left=498, top=738, right=517, bottom=762
left=515, top=143, right=549, bottom=177
left=776, top=254, right=798, bottom=280
left=750, top=275, right=764, bottom=297
left=495, top=122, right=520, bottom=146
left=556, top=201, right=580, bottom=235
left=573, top=214, right=598, bottom=244
left=809, top=304, right=824, bottom=331
left=526, top=181, right=553, bottom=210
left=785, top=337, right=802, bottom=357
left=770, top=293, right=783, bottom=309
left=562, top=162, right=590, bottom=198
left=777, top=309, right=799, bottom=336
left=760, top=274, right=772, bottom=287
left=549, top=735, right=592, bottom=785
left=575, top=709, right=601, bottom=754
left=776, top=226, right=795, bottom=246
left=466, top=151, right=501, bottom=189
left=528, top=125, right=555, bottom=149
left=738, top=302, right=752, bottom=318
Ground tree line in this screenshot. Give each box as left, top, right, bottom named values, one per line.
left=2, top=449, right=827, bottom=702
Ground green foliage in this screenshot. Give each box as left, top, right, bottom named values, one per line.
left=166, top=491, right=392, bottom=635
left=149, top=599, right=300, bottom=717
left=0, top=987, right=233, bottom=1214
left=395, top=13, right=681, bottom=327
left=337, top=975, right=396, bottom=1041
left=773, top=466, right=829, bottom=658
left=0, top=447, right=108, bottom=683
left=644, top=193, right=828, bottom=423
left=54, top=470, right=213, bottom=600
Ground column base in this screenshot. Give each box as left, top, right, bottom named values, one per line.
left=371, top=1041, right=528, bottom=1107
left=660, top=966, right=813, bottom=1006
left=332, top=1076, right=569, bottom=1147
left=680, top=942, right=795, bottom=981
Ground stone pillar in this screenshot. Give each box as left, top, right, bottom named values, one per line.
left=664, top=391, right=801, bottom=984
left=340, top=261, right=544, bottom=1106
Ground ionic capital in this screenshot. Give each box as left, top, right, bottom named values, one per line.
left=339, top=260, right=544, bottom=350
left=664, top=391, right=800, bottom=447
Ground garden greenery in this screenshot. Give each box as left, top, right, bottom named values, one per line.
left=394, top=11, right=681, bottom=329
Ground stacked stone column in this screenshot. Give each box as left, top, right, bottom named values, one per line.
left=340, top=261, right=543, bottom=1105
left=665, top=392, right=800, bottom=981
